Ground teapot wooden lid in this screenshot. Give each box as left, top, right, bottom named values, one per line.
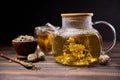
left=61, top=13, right=93, bottom=17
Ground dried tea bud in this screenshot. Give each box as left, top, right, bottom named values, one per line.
left=14, top=35, right=35, bottom=42
left=27, top=53, right=38, bottom=62
left=99, top=54, right=111, bottom=65
left=37, top=51, right=45, bottom=61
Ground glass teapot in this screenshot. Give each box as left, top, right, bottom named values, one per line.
left=46, top=13, right=116, bottom=66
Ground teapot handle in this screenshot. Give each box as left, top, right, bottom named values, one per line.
left=93, top=21, right=116, bottom=54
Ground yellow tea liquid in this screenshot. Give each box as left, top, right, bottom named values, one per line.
left=53, top=33, right=102, bottom=66
left=36, top=33, right=52, bottom=54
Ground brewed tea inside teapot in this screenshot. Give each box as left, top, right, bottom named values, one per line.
left=46, top=13, right=116, bottom=66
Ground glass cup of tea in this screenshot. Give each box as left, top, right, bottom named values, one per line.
left=34, top=26, right=54, bottom=55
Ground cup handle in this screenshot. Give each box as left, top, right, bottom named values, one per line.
left=93, top=21, right=116, bottom=54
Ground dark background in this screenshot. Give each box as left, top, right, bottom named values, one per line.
left=1, top=0, right=120, bottom=46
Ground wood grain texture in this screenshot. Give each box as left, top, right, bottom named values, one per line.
left=0, top=42, right=120, bottom=80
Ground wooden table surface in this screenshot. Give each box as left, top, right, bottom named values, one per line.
left=0, top=42, right=120, bottom=80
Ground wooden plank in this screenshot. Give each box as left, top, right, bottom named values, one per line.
left=0, top=74, right=119, bottom=80
left=0, top=70, right=120, bottom=76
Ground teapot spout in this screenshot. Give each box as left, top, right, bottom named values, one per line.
left=45, top=22, right=60, bottom=36
left=45, top=23, right=60, bottom=30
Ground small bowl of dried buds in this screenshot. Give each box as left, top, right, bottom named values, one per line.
left=12, top=35, right=37, bottom=60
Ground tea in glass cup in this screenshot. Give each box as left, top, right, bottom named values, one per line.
left=35, top=26, right=53, bottom=55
